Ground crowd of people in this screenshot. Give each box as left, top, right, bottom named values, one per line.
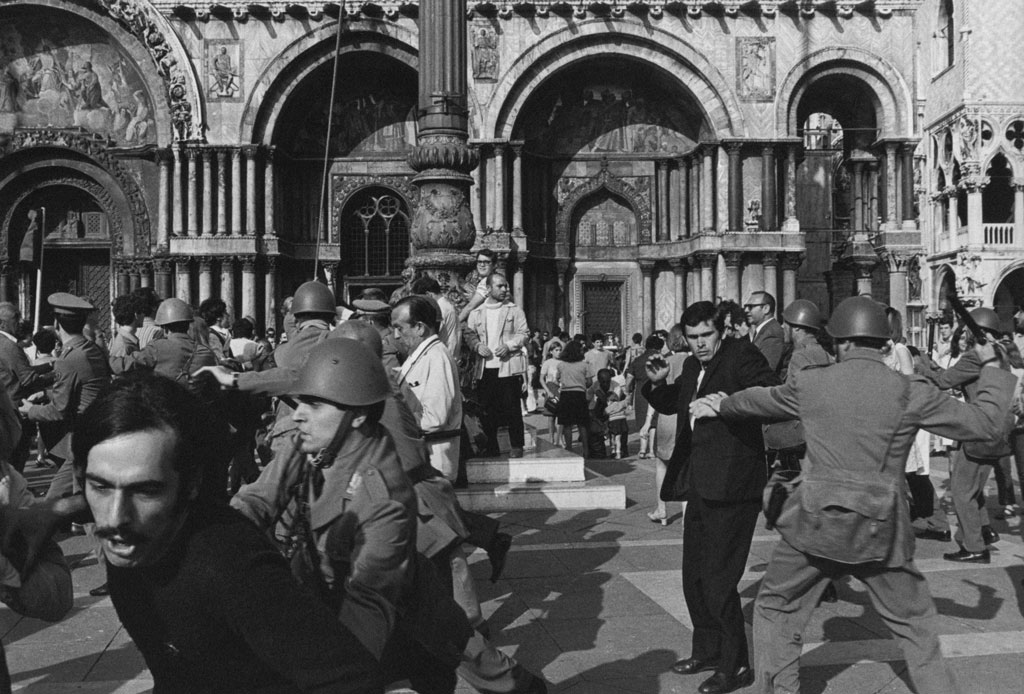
left=0, top=243, right=1020, bottom=693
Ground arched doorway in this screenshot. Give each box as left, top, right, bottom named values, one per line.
left=993, top=266, right=1024, bottom=328
left=338, top=186, right=412, bottom=301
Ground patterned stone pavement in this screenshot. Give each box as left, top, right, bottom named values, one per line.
left=7, top=420, right=1024, bottom=693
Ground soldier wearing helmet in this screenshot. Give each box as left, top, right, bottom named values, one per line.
left=195, top=280, right=338, bottom=467
left=692, top=295, right=1017, bottom=694
left=109, top=298, right=217, bottom=386
left=763, top=299, right=833, bottom=474
left=918, top=305, right=1015, bottom=563
left=231, top=339, right=471, bottom=693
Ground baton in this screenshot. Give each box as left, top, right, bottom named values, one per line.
left=947, top=291, right=988, bottom=345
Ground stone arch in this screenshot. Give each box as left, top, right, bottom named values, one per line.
left=330, top=175, right=419, bottom=245
left=555, top=167, right=651, bottom=245
left=242, top=22, right=418, bottom=145
left=982, top=147, right=1018, bottom=177
left=777, top=47, right=912, bottom=139
left=0, top=131, right=152, bottom=261
left=932, top=263, right=956, bottom=307
left=490, top=22, right=743, bottom=141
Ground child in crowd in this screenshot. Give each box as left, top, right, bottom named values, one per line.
left=541, top=342, right=563, bottom=444
left=589, top=368, right=629, bottom=459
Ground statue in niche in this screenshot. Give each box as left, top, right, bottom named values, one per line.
left=0, top=62, right=17, bottom=113
left=211, top=47, right=239, bottom=98
left=907, top=255, right=922, bottom=302
left=958, top=115, right=979, bottom=161
left=54, top=209, right=81, bottom=239
left=737, top=37, right=775, bottom=101
left=471, top=27, right=499, bottom=82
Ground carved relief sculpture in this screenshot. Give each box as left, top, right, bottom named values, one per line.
left=736, top=37, right=775, bottom=101
left=206, top=40, right=242, bottom=102
left=471, top=25, right=499, bottom=82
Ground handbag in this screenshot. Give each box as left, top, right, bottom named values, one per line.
left=543, top=396, right=560, bottom=416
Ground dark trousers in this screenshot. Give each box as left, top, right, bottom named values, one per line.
left=991, top=455, right=1016, bottom=506
left=682, top=495, right=761, bottom=675
left=463, top=509, right=500, bottom=551
left=478, top=369, right=525, bottom=450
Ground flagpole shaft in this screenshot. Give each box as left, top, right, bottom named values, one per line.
left=33, top=207, right=45, bottom=330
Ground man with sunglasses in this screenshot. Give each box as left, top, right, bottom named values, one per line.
left=744, top=291, right=786, bottom=373
left=459, top=249, right=498, bottom=323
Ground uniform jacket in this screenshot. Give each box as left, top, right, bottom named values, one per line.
left=643, top=337, right=778, bottom=502
left=762, top=337, right=833, bottom=451
left=465, top=300, right=529, bottom=379
left=720, top=348, right=1017, bottom=567
left=109, top=332, right=217, bottom=382
left=396, top=335, right=463, bottom=475
left=751, top=317, right=786, bottom=373
left=0, top=332, right=53, bottom=401
left=232, top=425, right=469, bottom=665
left=920, top=350, right=1014, bottom=458
left=237, top=320, right=331, bottom=437
left=25, top=335, right=110, bottom=458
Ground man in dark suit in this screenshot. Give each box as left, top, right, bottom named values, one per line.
left=745, top=291, right=786, bottom=373
left=643, top=301, right=777, bottom=694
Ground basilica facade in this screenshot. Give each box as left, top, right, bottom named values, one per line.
left=0, top=0, right=1020, bottom=341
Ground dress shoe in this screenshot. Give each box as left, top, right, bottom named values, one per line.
left=89, top=582, right=110, bottom=597
left=698, top=666, right=754, bottom=694
left=982, top=525, right=1000, bottom=545
left=487, top=532, right=513, bottom=583
left=915, top=528, right=951, bottom=542
left=671, top=656, right=719, bottom=675
left=509, top=447, right=524, bottom=459
left=943, top=548, right=990, bottom=564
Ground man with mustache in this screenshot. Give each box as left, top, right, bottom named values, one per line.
left=73, top=373, right=378, bottom=693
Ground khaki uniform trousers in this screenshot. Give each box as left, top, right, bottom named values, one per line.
left=951, top=449, right=994, bottom=553
left=753, top=538, right=958, bottom=694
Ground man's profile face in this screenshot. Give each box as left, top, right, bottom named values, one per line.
left=390, top=304, right=425, bottom=354
left=744, top=295, right=769, bottom=327
left=488, top=275, right=509, bottom=302
left=293, top=397, right=348, bottom=453
left=684, top=320, right=722, bottom=364
left=85, top=428, right=191, bottom=569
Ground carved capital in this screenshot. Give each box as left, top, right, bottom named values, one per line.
left=152, top=258, right=173, bottom=274
left=639, top=260, right=656, bottom=275
left=265, top=256, right=278, bottom=272
left=668, top=257, right=687, bottom=271
left=242, top=257, right=257, bottom=273
left=407, top=135, right=479, bottom=174
left=780, top=253, right=804, bottom=272
left=695, top=251, right=718, bottom=267
left=198, top=257, right=214, bottom=272
left=173, top=256, right=193, bottom=270
left=879, top=250, right=914, bottom=273
left=219, top=255, right=237, bottom=268
left=723, top=251, right=743, bottom=268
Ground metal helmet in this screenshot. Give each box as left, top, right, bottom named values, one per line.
left=782, top=299, right=823, bottom=331
left=825, top=296, right=890, bottom=340
left=288, top=339, right=390, bottom=408
left=291, top=281, right=336, bottom=316
left=969, top=307, right=1001, bottom=335
left=154, top=298, right=194, bottom=326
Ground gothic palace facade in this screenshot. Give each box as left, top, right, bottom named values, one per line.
left=0, top=0, right=1022, bottom=341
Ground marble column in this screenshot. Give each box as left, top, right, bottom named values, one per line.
left=140, top=265, right=152, bottom=288
left=153, top=259, right=172, bottom=300
left=0, top=263, right=10, bottom=303
left=171, top=144, right=184, bottom=239
left=175, top=258, right=192, bottom=304
left=867, top=162, right=880, bottom=231
left=901, top=144, right=916, bottom=228
left=497, top=144, right=508, bottom=232
left=186, top=147, right=199, bottom=237
left=853, top=262, right=875, bottom=297
left=245, top=146, right=258, bottom=236
left=117, top=265, right=130, bottom=297
left=264, top=148, right=276, bottom=238
left=265, top=257, right=278, bottom=331
left=689, top=156, right=700, bottom=235
left=884, top=252, right=909, bottom=318
left=201, top=149, right=214, bottom=236
left=220, top=257, right=236, bottom=315
left=670, top=258, right=686, bottom=315
left=745, top=253, right=764, bottom=296
left=884, top=143, right=898, bottom=228
left=470, top=148, right=484, bottom=231
left=966, top=176, right=985, bottom=246
left=129, top=264, right=141, bottom=292
left=216, top=149, right=228, bottom=235
left=512, top=145, right=523, bottom=233
left=198, top=258, right=214, bottom=302
left=1014, top=182, right=1024, bottom=239
left=678, top=159, right=689, bottom=239
left=783, top=144, right=800, bottom=231
left=697, top=252, right=715, bottom=302
left=852, top=161, right=865, bottom=231
left=761, top=145, right=777, bottom=230
left=781, top=254, right=802, bottom=308
left=948, top=193, right=960, bottom=239
left=723, top=252, right=742, bottom=302
left=657, top=160, right=670, bottom=242
left=763, top=252, right=779, bottom=304
left=230, top=148, right=242, bottom=236
left=686, top=257, right=699, bottom=303
left=242, top=257, right=257, bottom=319
left=639, top=261, right=655, bottom=336
left=556, top=260, right=570, bottom=332
left=513, top=255, right=527, bottom=308
left=727, top=143, right=743, bottom=232
left=702, top=149, right=715, bottom=233
left=669, top=161, right=682, bottom=240
left=157, top=152, right=170, bottom=252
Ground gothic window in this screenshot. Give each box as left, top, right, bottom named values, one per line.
left=341, top=187, right=410, bottom=278
left=934, top=0, right=955, bottom=73
left=1007, top=120, right=1024, bottom=153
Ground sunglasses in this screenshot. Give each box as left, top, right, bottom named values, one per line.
left=743, top=303, right=766, bottom=310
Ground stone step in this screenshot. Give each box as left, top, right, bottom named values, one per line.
left=466, top=447, right=584, bottom=483
left=455, top=468, right=627, bottom=512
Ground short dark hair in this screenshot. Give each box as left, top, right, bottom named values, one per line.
left=198, top=298, right=226, bottom=324
left=476, top=249, right=496, bottom=262
left=32, top=329, right=57, bottom=355
left=112, top=295, right=138, bottom=327
left=231, top=317, right=254, bottom=340
left=591, top=332, right=604, bottom=343
left=130, top=287, right=161, bottom=316
left=682, top=301, right=726, bottom=334
left=395, top=295, right=440, bottom=333
left=72, top=372, right=231, bottom=503
left=754, top=292, right=777, bottom=314
left=631, top=332, right=643, bottom=345
left=358, top=288, right=388, bottom=303
left=55, top=314, right=87, bottom=335
left=644, top=334, right=665, bottom=351
left=411, top=276, right=442, bottom=295
left=560, top=340, right=584, bottom=362
left=716, top=300, right=746, bottom=330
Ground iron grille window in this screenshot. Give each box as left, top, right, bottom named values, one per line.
left=342, top=190, right=410, bottom=277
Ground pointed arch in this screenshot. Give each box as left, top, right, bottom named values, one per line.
left=555, top=166, right=651, bottom=245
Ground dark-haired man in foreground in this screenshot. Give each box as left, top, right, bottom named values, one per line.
left=72, top=374, right=378, bottom=693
